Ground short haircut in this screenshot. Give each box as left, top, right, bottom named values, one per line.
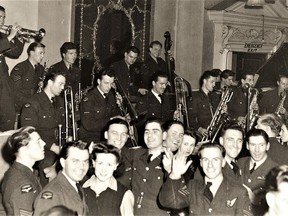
left=220, top=69, right=235, bottom=80
left=278, top=74, right=288, bottom=82
left=211, top=68, right=222, bottom=77
left=151, top=70, right=168, bottom=82
left=241, top=72, right=254, bottom=81
left=265, top=165, right=288, bottom=192
left=149, top=41, right=162, bottom=49
left=60, top=42, right=77, bottom=57
left=184, top=129, right=197, bottom=142
left=91, top=143, right=121, bottom=164
left=198, top=143, right=226, bottom=158
left=258, top=114, right=283, bottom=135
left=98, top=67, right=116, bottom=80
left=144, top=117, right=164, bottom=132
left=125, top=46, right=140, bottom=55
left=199, top=70, right=218, bottom=88
left=27, top=42, right=45, bottom=55
left=246, top=128, right=269, bottom=144
left=105, top=118, right=129, bottom=132
left=43, top=70, right=65, bottom=88
left=40, top=205, right=77, bottom=216
left=7, top=126, right=36, bottom=155
left=163, top=120, right=184, bottom=132
left=0, top=6, right=5, bottom=12
left=220, top=120, right=244, bottom=137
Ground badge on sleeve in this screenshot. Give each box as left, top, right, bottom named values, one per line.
left=21, top=184, right=33, bottom=193
left=24, top=103, right=31, bottom=108
left=41, top=191, right=53, bottom=199
left=19, top=209, right=33, bottom=216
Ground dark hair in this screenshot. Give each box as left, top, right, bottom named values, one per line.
left=91, top=143, right=121, bottom=164
left=0, top=6, right=5, bottom=12
left=211, top=68, right=222, bottom=77
left=27, top=42, right=45, bottom=55
left=265, top=165, right=288, bottom=192
left=60, top=42, right=77, bottom=57
left=241, top=72, right=254, bottom=81
left=258, top=114, right=283, bottom=135
left=125, top=46, right=140, bottom=55
left=43, top=70, right=65, bottom=88
left=184, top=129, right=197, bottom=142
left=40, top=205, right=77, bottom=216
left=7, top=126, right=36, bottom=155
left=144, top=117, right=164, bottom=132
left=220, top=69, right=235, bottom=80
left=163, top=120, right=184, bottom=132
left=98, top=67, right=116, bottom=81
left=105, top=118, right=129, bottom=132
left=152, top=70, right=168, bottom=82
left=278, top=74, right=288, bottom=82
left=198, top=143, right=226, bottom=158
left=246, top=128, right=269, bottom=144
left=199, top=70, right=218, bottom=88
left=220, top=120, right=244, bottom=137
left=149, top=41, right=162, bottom=49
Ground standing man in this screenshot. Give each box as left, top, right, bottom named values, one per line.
left=34, top=141, right=89, bottom=216
left=1, top=126, right=45, bottom=216
left=78, top=68, right=121, bottom=143
left=159, top=143, right=251, bottom=215
left=20, top=70, right=66, bottom=186
left=49, top=42, right=81, bottom=95
left=111, top=45, right=140, bottom=96
left=188, top=70, right=218, bottom=137
left=0, top=6, right=25, bottom=131
left=10, top=42, right=46, bottom=112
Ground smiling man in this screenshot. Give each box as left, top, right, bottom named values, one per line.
left=162, top=120, right=184, bottom=152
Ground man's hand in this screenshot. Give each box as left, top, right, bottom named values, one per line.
left=138, top=88, right=148, bottom=95
left=43, top=163, right=57, bottom=182
left=170, top=151, right=192, bottom=180
left=7, top=23, right=21, bottom=41
left=237, top=116, right=246, bottom=126
left=197, top=127, right=207, bottom=137
left=50, top=143, right=60, bottom=155
left=162, top=147, right=173, bottom=173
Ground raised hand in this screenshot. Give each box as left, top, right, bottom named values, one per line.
left=170, top=151, right=192, bottom=180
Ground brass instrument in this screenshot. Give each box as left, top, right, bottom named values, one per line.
left=0, top=25, right=45, bottom=41
left=246, top=87, right=259, bottom=131
left=275, top=91, right=286, bottom=117
left=174, top=77, right=190, bottom=128
left=202, top=87, right=233, bottom=142
left=37, top=60, right=49, bottom=93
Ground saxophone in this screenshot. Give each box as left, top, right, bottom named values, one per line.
left=247, top=88, right=259, bottom=131
left=275, top=91, right=286, bottom=117
left=37, top=60, right=49, bottom=93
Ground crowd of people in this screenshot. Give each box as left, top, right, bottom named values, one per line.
left=1, top=4, right=288, bottom=216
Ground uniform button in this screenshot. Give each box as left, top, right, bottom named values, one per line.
left=248, top=179, right=251, bottom=183
left=143, top=178, right=146, bottom=182
left=152, top=113, right=155, bottom=116
left=208, top=208, right=212, bottom=213
left=141, top=192, right=144, bottom=195
left=133, top=168, right=136, bottom=170
left=157, top=176, right=161, bottom=180
left=240, top=102, right=242, bottom=104
left=145, top=167, right=149, bottom=171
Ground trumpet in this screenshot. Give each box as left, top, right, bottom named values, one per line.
left=0, top=24, right=45, bottom=41
left=174, top=77, right=190, bottom=128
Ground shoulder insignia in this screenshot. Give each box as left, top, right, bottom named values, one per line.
left=21, top=184, right=33, bottom=193
left=227, top=197, right=237, bottom=207
left=24, top=103, right=31, bottom=108
left=11, top=74, right=21, bottom=82
left=83, top=97, right=88, bottom=102
left=13, top=66, right=20, bottom=71
left=24, top=117, right=32, bottom=121
left=178, top=185, right=190, bottom=196
left=41, top=191, right=53, bottom=199
left=19, top=209, right=33, bottom=216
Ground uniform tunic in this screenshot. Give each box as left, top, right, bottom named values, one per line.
left=1, top=162, right=42, bottom=216
left=228, top=86, right=248, bottom=120
left=78, top=87, right=120, bottom=143
left=34, top=171, right=88, bottom=216
left=159, top=177, right=252, bottom=216
left=0, top=32, right=24, bottom=131
left=10, top=59, right=45, bottom=112
left=267, top=137, right=288, bottom=165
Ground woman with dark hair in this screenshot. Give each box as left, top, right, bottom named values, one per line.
left=1, top=126, right=45, bottom=216
left=83, top=143, right=134, bottom=215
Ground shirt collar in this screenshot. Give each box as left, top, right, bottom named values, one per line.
left=151, top=89, right=161, bottom=103
left=82, top=175, right=117, bottom=191
left=250, top=154, right=267, bottom=169
left=97, top=86, right=106, bottom=98
left=62, top=171, right=78, bottom=192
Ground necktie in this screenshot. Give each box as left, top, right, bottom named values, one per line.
left=203, top=182, right=213, bottom=202
left=76, top=182, right=83, bottom=200
left=230, top=161, right=239, bottom=174
left=159, top=94, right=163, bottom=104
left=250, top=162, right=256, bottom=174
left=147, top=154, right=153, bottom=164
left=69, top=65, right=72, bottom=73
left=103, top=93, right=108, bottom=103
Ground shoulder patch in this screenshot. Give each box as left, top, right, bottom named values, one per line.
left=19, top=209, right=33, bottom=216
left=83, top=97, right=88, bottom=102
left=11, top=74, right=21, bottom=82
left=21, top=184, right=33, bottom=193
left=41, top=191, right=53, bottom=199
left=24, top=103, right=31, bottom=108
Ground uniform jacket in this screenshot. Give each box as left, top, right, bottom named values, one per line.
left=1, top=162, right=42, bottom=216
left=49, top=60, right=81, bottom=94
left=0, top=32, right=24, bottom=131
left=78, top=87, right=120, bottom=143
left=34, top=171, right=88, bottom=216
left=228, top=86, right=248, bottom=119
left=159, top=177, right=252, bottom=216
left=188, top=89, right=213, bottom=130
left=10, top=59, right=45, bottom=112
left=267, top=137, right=288, bottom=165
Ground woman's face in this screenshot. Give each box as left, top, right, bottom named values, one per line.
left=280, top=124, right=288, bottom=143
left=179, top=134, right=196, bottom=157
left=94, top=153, right=118, bottom=182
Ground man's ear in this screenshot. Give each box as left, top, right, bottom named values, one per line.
left=104, top=131, right=108, bottom=140
left=163, top=131, right=167, bottom=140
left=60, top=158, right=65, bottom=170
left=219, top=137, right=224, bottom=146
left=97, top=78, right=101, bottom=86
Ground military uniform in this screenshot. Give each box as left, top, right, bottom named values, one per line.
left=1, top=162, right=42, bottom=216
left=159, top=177, right=252, bottom=216
left=10, top=59, right=45, bottom=112
left=0, top=32, right=24, bottom=131
left=267, top=137, right=288, bottom=165
left=34, top=171, right=88, bottom=216
left=20, top=91, right=64, bottom=186
left=129, top=147, right=169, bottom=216
left=49, top=60, right=81, bottom=94
left=78, top=87, right=120, bottom=143
left=228, top=86, right=248, bottom=120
